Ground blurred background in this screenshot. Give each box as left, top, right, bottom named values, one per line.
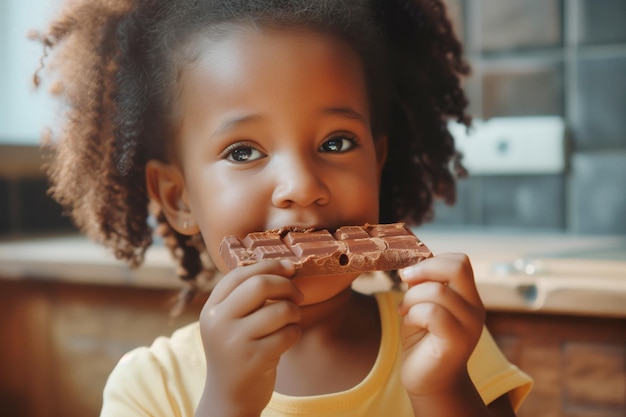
left=430, top=0, right=626, bottom=235
left=1, top=0, right=626, bottom=236
left=1, top=1, right=625, bottom=417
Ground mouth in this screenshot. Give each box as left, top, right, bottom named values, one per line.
left=267, top=225, right=337, bottom=238
left=266, top=224, right=326, bottom=238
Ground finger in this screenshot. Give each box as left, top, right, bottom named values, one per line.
left=217, top=273, right=303, bottom=318
left=208, top=259, right=296, bottom=306
left=253, top=323, right=302, bottom=362
left=402, top=301, right=465, bottom=342
left=398, top=281, right=482, bottom=328
left=402, top=300, right=481, bottom=363
left=243, top=300, right=302, bottom=340
left=399, top=253, right=482, bottom=308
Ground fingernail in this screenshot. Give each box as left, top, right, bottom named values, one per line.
left=399, top=263, right=421, bottom=280
left=279, top=259, right=296, bottom=274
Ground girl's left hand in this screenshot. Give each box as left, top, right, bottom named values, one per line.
left=397, top=253, right=485, bottom=398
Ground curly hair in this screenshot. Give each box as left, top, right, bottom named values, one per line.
left=34, top=0, right=470, bottom=302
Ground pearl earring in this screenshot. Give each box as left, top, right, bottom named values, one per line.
left=183, top=221, right=189, bottom=230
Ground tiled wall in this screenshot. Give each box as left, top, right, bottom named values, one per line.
left=432, top=0, right=626, bottom=235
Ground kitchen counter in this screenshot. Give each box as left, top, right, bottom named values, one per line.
left=419, top=229, right=626, bottom=318
left=2, top=230, right=625, bottom=417
left=0, top=234, right=180, bottom=288
left=1, top=229, right=625, bottom=317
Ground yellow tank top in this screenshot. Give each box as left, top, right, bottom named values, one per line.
left=101, top=291, right=532, bottom=417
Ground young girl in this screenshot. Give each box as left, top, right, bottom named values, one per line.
left=35, top=0, right=532, bottom=416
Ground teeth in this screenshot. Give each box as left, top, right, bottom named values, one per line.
left=269, top=225, right=317, bottom=238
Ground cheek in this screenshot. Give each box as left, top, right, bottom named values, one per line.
left=330, top=165, right=381, bottom=224
left=191, top=171, right=270, bottom=269
left=351, top=154, right=383, bottom=217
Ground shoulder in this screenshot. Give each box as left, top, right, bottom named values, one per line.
left=468, top=327, right=533, bottom=411
left=119, top=321, right=204, bottom=371
left=100, top=322, right=204, bottom=417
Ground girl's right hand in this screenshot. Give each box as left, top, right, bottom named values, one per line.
left=195, top=260, right=303, bottom=417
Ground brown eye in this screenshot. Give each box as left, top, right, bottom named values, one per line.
left=223, top=143, right=265, bottom=163
left=319, top=135, right=357, bottom=153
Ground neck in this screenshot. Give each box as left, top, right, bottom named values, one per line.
left=299, top=287, right=352, bottom=331
left=275, top=289, right=381, bottom=396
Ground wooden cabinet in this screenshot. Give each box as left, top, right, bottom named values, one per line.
left=1, top=279, right=624, bottom=417
left=0, top=279, right=205, bottom=417
left=487, top=312, right=626, bottom=417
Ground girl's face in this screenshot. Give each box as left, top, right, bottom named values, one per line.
left=170, top=26, right=386, bottom=297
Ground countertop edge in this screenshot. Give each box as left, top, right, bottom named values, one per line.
left=1, top=234, right=625, bottom=318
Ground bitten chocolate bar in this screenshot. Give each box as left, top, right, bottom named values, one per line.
left=219, top=223, right=432, bottom=277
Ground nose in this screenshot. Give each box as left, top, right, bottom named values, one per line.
left=271, top=155, right=330, bottom=208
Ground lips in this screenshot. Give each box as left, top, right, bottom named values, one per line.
left=263, top=221, right=332, bottom=235
left=268, top=225, right=316, bottom=236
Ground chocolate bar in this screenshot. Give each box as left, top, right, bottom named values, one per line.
left=219, top=223, right=432, bottom=277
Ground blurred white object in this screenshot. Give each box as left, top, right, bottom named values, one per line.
left=0, top=0, right=57, bottom=144
left=449, top=116, right=567, bottom=175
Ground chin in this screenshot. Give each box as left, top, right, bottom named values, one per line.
left=292, top=272, right=359, bottom=305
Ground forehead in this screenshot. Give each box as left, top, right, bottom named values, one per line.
left=175, top=25, right=370, bottom=119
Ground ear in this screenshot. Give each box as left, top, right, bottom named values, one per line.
left=374, top=135, right=388, bottom=182
left=145, top=160, right=200, bottom=235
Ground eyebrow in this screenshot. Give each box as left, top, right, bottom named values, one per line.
left=210, top=107, right=367, bottom=139
left=322, top=107, right=367, bottom=124
left=210, top=114, right=264, bottom=139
